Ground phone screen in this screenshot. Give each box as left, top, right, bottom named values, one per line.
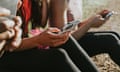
left=0, top=0, right=18, bottom=15
left=59, top=20, right=80, bottom=34
left=105, top=11, right=113, bottom=19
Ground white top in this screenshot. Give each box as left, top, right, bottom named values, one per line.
left=68, top=0, right=83, bottom=20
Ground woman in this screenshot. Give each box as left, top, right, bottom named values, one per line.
left=0, top=0, right=81, bottom=72
left=2, top=0, right=120, bottom=72
left=50, top=0, right=120, bottom=72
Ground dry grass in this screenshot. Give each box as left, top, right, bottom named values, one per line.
left=83, top=0, right=120, bottom=72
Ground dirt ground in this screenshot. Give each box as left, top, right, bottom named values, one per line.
left=83, top=0, right=120, bottom=72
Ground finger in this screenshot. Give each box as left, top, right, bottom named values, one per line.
left=49, top=34, right=69, bottom=46
left=0, top=17, right=15, bottom=32
left=51, top=31, right=70, bottom=39
left=96, top=15, right=106, bottom=22
left=13, top=16, right=22, bottom=27
left=11, top=27, right=22, bottom=48
left=50, top=39, right=67, bottom=47
left=0, top=7, right=11, bottom=16
left=9, top=38, right=22, bottom=52
left=98, top=10, right=109, bottom=17
left=2, top=18, right=15, bottom=29
left=5, top=28, right=22, bottom=52
left=0, top=29, right=15, bottom=40
left=47, top=32, right=65, bottom=39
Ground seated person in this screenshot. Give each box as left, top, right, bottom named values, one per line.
left=1, top=0, right=120, bottom=72
left=0, top=0, right=81, bottom=72
left=50, top=0, right=120, bottom=72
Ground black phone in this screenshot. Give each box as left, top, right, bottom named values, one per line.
left=0, top=0, right=18, bottom=15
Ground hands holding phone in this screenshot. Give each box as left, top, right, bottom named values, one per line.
left=30, top=20, right=81, bottom=48
left=33, top=27, right=70, bottom=47
left=90, top=9, right=113, bottom=28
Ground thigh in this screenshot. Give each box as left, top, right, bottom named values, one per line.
left=61, top=36, right=99, bottom=72
left=77, top=31, right=120, bottom=56
left=0, top=48, right=80, bottom=72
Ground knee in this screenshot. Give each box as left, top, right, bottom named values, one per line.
left=108, top=31, right=120, bottom=39
left=106, top=31, right=120, bottom=41
left=55, top=48, right=68, bottom=59
left=103, top=31, right=120, bottom=45
left=94, top=31, right=120, bottom=40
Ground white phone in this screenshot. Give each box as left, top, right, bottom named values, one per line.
left=0, top=0, right=18, bottom=15
left=59, top=20, right=80, bottom=34
left=104, top=11, right=114, bottom=19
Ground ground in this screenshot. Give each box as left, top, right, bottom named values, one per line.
left=83, top=0, right=120, bottom=72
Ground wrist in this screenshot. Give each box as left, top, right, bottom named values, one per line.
left=33, top=35, right=49, bottom=49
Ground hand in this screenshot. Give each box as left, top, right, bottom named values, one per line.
left=4, top=16, right=22, bottom=52
left=36, top=27, right=70, bottom=47
left=0, top=7, right=22, bottom=52
left=98, top=9, right=110, bottom=19
left=90, top=15, right=105, bottom=27
left=0, top=7, right=14, bottom=52
left=0, top=7, right=15, bottom=39
left=91, top=10, right=110, bottom=28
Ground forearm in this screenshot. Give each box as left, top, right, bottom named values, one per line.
left=72, top=16, right=96, bottom=40
left=14, top=36, right=38, bottom=51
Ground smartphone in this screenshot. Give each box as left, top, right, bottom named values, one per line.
left=59, top=20, right=80, bottom=34
left=0, top=0, right=18, bottom=15
left=104, top=11, right=114, bottom=19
